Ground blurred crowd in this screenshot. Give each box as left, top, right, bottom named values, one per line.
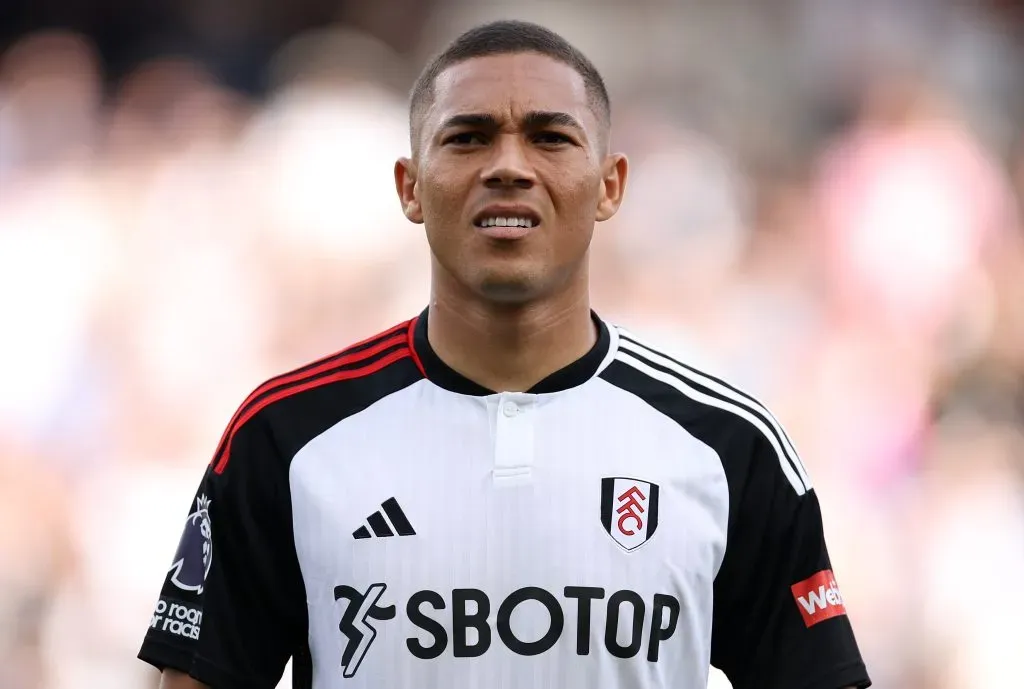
left=1, top=1, right=1023, bottom=688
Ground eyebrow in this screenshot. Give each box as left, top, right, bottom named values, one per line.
left=439, top=113, right=499, bottom=130
left=439, top=110, right=585, bottom=132
left=522, top=111, right=584, bottom=132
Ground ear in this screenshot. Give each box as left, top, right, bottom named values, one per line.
left=394, top=157, right=423, bottom=224
left=595, top=153, right=628, bottom=222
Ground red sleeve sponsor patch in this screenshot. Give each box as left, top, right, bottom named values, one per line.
left=790, top=569, right=847, bottom=627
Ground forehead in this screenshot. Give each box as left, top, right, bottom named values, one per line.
left=428, top=52, right=594, bottom=128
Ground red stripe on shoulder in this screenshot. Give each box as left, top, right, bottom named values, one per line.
left=209, top=321, right=412, bottom=474
left=227, top=320, right=409, bottom=427
left=212, top=347, right=410, bottom=475
left=407, top=316, right=426, bottom=377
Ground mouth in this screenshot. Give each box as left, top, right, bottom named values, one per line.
left=472, top=208, right=541, bottom=240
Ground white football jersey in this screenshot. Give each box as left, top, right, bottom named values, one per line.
left=139, top=310, right=870, bottom=689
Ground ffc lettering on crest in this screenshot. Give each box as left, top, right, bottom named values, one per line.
left=600, top=477, right=659, bottom=551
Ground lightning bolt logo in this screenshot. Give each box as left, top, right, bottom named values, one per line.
left=334, top=583, right=396, bottom=677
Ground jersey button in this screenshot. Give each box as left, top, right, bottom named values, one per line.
left=502, top=401, right=520, bottom=417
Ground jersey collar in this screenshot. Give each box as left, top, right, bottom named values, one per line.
left=410, top=307, right=612, bottom=396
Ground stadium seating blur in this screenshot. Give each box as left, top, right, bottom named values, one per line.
left=1, top=1, right=1022, bottom=687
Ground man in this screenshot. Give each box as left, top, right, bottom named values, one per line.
left=140, top=19, right=871, bottom=689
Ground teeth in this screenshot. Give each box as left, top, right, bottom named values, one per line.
left=478, top=216, right=535, bottom=228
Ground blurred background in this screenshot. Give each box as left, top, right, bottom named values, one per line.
left=1, top=0, right=1023, bottom=687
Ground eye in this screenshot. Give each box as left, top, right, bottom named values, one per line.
left=443, top=132, right=486, bottom=146
left=533, top=131, right=574, bottom=146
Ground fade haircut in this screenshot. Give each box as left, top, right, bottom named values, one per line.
left=409, top=20, right=612, bottom=152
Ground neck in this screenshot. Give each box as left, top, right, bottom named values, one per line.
left=426, top=279, right=597, bottom=393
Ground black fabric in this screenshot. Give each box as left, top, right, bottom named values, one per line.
left=138, top=351, right=424, bottom=687
left=600, top=358, right=871, bottom=689
left=411, top=307, right=610, bottom=395
left=137, top=416, right=308, bottom=688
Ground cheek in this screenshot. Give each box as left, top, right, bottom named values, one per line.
left=552, top=171, right=603, bottom=224
left=420, top=171, right=469, bottom=221
left=418, top=175, right=470, bottom=257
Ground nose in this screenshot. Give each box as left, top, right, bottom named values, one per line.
left=481, top=135, right=536, bottom=190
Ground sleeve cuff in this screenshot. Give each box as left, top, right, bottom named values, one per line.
left=138, top=639, right=193, bottom=675
left=798, top=660, right=872, bottom=689
left=138, top=639, right=278, bottom=689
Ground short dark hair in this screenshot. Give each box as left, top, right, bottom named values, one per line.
left=409, top=20, right=611, bottom=150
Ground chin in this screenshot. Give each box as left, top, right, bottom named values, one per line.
left=474, top=272, right=547, bottom=304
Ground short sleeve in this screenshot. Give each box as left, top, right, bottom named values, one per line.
left=710, top=433, right=871, bottom=689
left=138, top=413, right=307, bottom=688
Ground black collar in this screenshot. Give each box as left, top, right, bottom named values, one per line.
left=411, top=307, right=611, bottom=396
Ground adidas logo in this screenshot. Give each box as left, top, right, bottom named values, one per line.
left=353, top=498, right=416, bottom=539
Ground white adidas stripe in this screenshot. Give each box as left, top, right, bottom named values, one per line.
left=616, top=351, right=807, bottom=496
left=618, top=330, right=812, bottom=490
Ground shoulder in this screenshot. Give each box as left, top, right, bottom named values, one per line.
left=210, top=318, right=425, bottom=475
left=600, top=323, right=812, bottom=496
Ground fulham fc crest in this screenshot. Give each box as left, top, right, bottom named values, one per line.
left=601, top=477, right=659, bottom=551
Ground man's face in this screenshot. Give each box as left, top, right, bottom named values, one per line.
left=396, top=52, right=627, bottom=304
